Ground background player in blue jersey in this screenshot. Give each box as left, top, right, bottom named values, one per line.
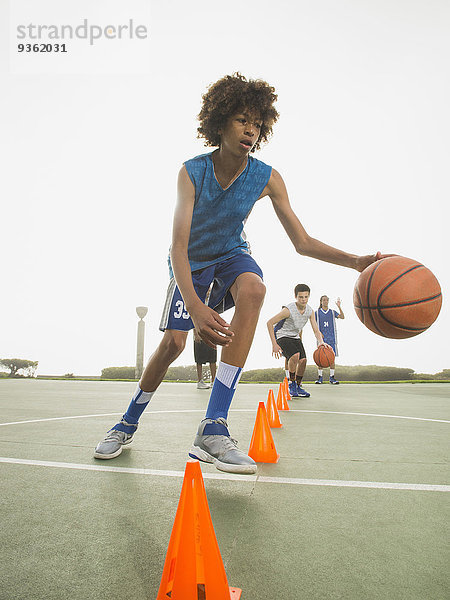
left=267, top=284, right=331, bottom=397
left=94, top=73, right=381, bottom=474
left=315, top=295, right=345, bottom=384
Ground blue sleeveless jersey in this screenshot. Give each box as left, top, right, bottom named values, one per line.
left=315, top=308, right=339, bottom=355
left=180, top=152, right=272, bottom=273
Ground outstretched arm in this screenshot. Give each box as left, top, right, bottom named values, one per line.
left=264, top=169, right=380, bottom=272
left=170, top=166, right=233, bottom=347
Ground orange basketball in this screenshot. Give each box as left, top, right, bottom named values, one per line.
left=353, top=256, right=442, bottom=339
left=313, top=345, right=335, bottom=368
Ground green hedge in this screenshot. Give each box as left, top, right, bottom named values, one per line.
left=99, top=364, right=449, bottom=382
left=101, top=366, right=136, bottom=379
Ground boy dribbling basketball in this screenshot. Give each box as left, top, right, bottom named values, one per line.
left=94, top=73, right=381, bottom=474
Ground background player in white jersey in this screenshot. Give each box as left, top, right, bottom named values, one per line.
left=267, top=284, right=331, bottom=397
left=315, top=295, right=345, bottom=384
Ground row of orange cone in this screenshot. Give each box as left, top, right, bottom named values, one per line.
left=247, top=377, right=291, bottom=463
left=156, top=378, right=293, bottom=599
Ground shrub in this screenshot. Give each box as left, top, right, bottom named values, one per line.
left=165, top=365, right=198, bottom=380
left=434, top=369, right=450, bottom=380
left=101, top=366, right=136, bottom=379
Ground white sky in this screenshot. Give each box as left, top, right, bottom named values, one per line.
left=1, top=0, right=448, bottom=376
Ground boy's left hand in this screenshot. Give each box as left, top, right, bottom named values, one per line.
left=355, top=251, right=382, bottom=272
left=355, top=252, right=400, bottom=272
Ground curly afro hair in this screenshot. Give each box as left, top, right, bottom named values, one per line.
left=197, top=73, right=279, bottom=152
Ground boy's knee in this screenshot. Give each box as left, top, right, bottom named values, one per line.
left=161, top=331, right=186, bottom=358
left=242, top=278, right=266, bottom=306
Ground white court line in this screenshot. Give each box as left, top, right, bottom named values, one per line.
left=0, top=409, right=449, bottom=427
left=287, top=410, right=450, bottom=424
left=0, top=456, right=448, bottom=492
left=0, top=413, right=123, bottom=426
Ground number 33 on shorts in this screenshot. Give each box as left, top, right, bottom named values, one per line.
left=173, top=300, right=190, bottom=319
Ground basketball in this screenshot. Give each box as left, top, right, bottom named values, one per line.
left=353, top=256, right=442, bottom=339
left=313, top=345, right=335, bottom=368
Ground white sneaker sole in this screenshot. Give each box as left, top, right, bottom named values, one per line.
left=189, top=445, right=257, bottom=475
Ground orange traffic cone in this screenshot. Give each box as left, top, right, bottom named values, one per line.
left=276, top=382, right=289, bottom=411
left=156, top=460, right=242, bottom=600
left=266, top=389, right=282, bottom=428
left=248, top=402, right=280, bottom=463
left=284, top=377, right=291, bottom=400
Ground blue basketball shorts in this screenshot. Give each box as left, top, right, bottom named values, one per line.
left=159, top=253, right=264, bottom=332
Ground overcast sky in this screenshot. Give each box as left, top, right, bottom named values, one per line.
left=1, top=0, right=448, bottom=376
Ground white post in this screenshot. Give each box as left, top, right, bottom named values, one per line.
left=135, top=306, right=148, bottom=379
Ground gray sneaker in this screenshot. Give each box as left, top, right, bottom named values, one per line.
left=189, top=417, right=257, bottom=475
left=196, top=379, right=210, bottom=389
left=93, top=423, right=136, bottom=459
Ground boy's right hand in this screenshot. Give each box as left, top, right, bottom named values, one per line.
left=190, top=303, right=234, bottom=348
left=272, top=343, right=283, bottom=359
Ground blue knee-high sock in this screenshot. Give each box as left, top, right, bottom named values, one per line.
left=112, top=386, right=154, bottom=434
left=205, top=362, right=242, bottom=421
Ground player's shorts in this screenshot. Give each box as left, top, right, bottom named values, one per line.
left=194, top=340, right=217, bottom=364
left=276, top=336, right=306, bottom=360
left=159, top=253, right=264, bottom=332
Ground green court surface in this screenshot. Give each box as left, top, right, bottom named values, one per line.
left=0, top=380, right=449, bottom=600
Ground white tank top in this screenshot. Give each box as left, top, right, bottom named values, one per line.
left=275, top=302, right=312, bottom=339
